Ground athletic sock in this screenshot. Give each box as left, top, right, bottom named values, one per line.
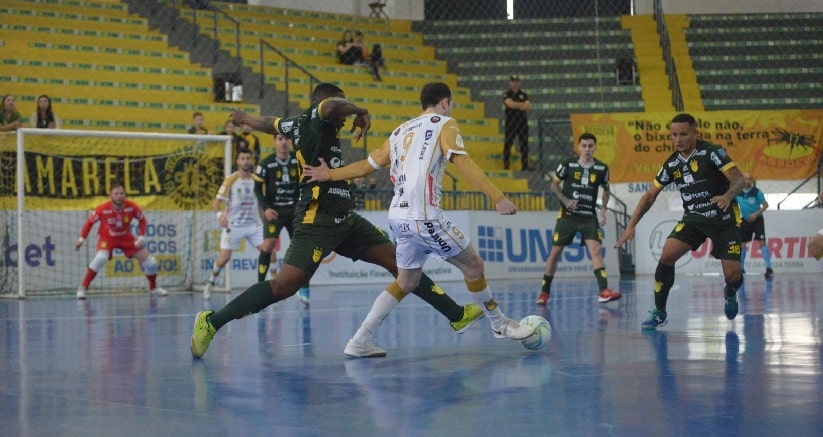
left=761, top=245, right=772, bottom=269
left=654, top=263, right=675, bottom=312
left=465, top=277, right=503, bottom=326
left=208, top=281, right=277, bottom=330
left=541, top=274, right=553, bottom=293
left=352, top=290, right=400, bottom=343
left=593, top=267, right=608, bottom=291
left=257, top=251, right=272, bottom=282
left=410, top=273, right=463, bottom=323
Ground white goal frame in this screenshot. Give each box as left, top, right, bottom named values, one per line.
left=9, top=128, right=233, bottom=299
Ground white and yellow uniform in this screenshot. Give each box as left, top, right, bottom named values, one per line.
left=216, top=172, right=263, bottom=250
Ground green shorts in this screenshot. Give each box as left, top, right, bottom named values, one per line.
left=263, top=206, right=295, bottom=239
left=552, top=214, right=602, bottom=246
left=282, top=212, right=391, bottom=273
left=668, top=220, right=741, bottom=261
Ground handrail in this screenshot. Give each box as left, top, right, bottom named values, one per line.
left=444, top=170, right=458, bottom=191
left=259, top=39, right=322, bottom=117
left=653, top=0, right=684, bottom=111
left=187, top=0, right=240, bottom=63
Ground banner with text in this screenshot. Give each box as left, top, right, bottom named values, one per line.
left=571, top=110, right=822, bottom=183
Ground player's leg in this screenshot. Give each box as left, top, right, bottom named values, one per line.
left=259, top=220, right=281, bottom=281
left=77, top=249, right=110, bottom=299
left=641, top=229, right=694, bottom=330
left=518, top=126, right=530, bottom=170
left=754, top=217, right=773, bottom=278
left=204, top=228, right=239, bottom=299
left=131, top=247, right=167, bottom=296
left=582, top=223, right=620, bottom=303
left=537, top=218, right=575, bottom=304
left=502, top=128, right=515, bottom=170
left=711, top=224, right=744, bottom=320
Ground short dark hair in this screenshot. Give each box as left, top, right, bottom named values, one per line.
left=579, top=132, right=597, bottom=143
left=312, top=83, right=344, bottom=104
left=237, top=147, right=253, bottom=157
left=671, top=113, right=697, bottom=127
left=420, top=82, right=452, bottom=109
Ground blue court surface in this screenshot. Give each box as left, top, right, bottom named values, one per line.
left=1, top=274, right=821, bottom=436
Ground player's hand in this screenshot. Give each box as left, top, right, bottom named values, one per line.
left=614, top=228, right=635, bottom=248
left=712, top=194, right=733, bottom=211
left=350, top=113, right=371, bottom=142
left=564, top=198, right=578, bottom=212
left=495, top=198, right=517, bottom=215
left=75, top=237, right=84, bottom=250
left=265, top=208, right=278, bottom=221
left=303, top=158, right=331, bottom=182
left=599, top=211, right=607, bottom=227
left=217, top=211, right=229, bottom=228
left=135, top=236, right=146, bottom=249
left=229, top=109, right=248, bottom=127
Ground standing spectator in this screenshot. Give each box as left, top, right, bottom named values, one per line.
left=238, top=124, right=261, bottom=159
left=502, top=75, right=531, bottom=170
left=188, top=111, right=210, bottom=135
left=203, top=148, right=264, bottom=299
left=0, top=95, right=23, bottom=132
left=30, top=94, right=59, bottom=129
left=536, top=133, right=621, bottom=305
left=75, top=183, right=167, bottom=299
left=253, top=134, right=311, bottom=305
left=735, top=172, right=774, bottom=278
left=189, top=83, right=484, bottom=359
left=302, top=81, right=536, bottom=357
left=615, top=113, right=745, bottom=330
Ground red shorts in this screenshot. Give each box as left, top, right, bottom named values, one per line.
left=96, top=235, right=141, bottom=258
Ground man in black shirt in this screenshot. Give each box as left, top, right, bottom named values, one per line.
left=502, top=75, right=531, bottom=170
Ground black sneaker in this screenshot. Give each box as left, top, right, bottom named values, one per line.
left=724, top=285, right=739, bottom=320
left=765, top=268, right=774, bottom=279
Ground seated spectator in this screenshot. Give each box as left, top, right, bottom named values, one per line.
left=337, top=30, right=365, bottom=66
left=238, top=124, right=260, bottom=160
left=188, top=111, right=210, bottom=135
left=353, top=30, right=385, bottom=82
left=30, top=94, right=59, bottom=129
left=0, top=95, right=23, bottom=132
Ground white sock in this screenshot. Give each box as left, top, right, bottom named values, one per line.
left=468, top=287, right=504, bottom=328
left=352, top=290, right=400, bottom=343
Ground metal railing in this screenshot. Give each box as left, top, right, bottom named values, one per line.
left=259, top=39, right=322, bottom=117
left=653, top=0, right=684, bottom=111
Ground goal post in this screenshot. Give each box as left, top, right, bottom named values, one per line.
left=1, top=128, right=233, bottom=298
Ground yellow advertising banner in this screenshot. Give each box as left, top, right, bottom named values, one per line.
left=1, top=133, right=228, bottom=210
left=571, top=110, right=822, bottom=183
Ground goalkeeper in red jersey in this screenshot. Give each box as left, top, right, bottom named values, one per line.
left=74, top=183, right=167, bottom=299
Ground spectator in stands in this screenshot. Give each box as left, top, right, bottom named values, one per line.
left=536, top=133, right=620, bottom=306
left=808, top=190, right=823, bottom=267
left=337, top=30, right=364, bottom=65
left=239, top=123, right=261, bottom=159
left=350, top=176, right=368, bottom=210
left=735, top=172, right=774, bottom=279
left=0, top=95, right=23, bottom=132
left=353, top=30, right=385, bottom=82
left=502, top=75, right=531, bottom=170
left=30, top=94, right=59, bottom=129
left=188, top=111, right=210, bottom=135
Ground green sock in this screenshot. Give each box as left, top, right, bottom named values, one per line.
left=541, top=274, right=553, bottom=293
left=209, top=281, right=277, bottom=330
left=594, top=268, right=608, bottom=291
left=257, top=251, right=272, bottom=282
left=411, top=273, right=463, bottom=323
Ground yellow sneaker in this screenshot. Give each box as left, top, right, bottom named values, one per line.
left=191, top=310, right=216, bottom=358
left=450, top=303, right=486, bottom=334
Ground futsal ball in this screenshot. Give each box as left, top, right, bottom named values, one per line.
left=519, top=315, right=551, bottom=351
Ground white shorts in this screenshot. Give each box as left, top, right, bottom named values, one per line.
left=220, top=224, right=264, bottom=251
left=389, top=217, right=470, bottom=269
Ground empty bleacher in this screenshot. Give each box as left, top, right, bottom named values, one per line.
left=686, top=13, right=823, bottom=110
left=0, top=0, right=258, bottom=132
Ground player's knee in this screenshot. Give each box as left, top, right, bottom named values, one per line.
left=88, top=251, right=109, bottom=272
left=141, top=256, right=159, bottom=275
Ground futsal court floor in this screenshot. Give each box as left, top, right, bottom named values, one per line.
left=1, top=273, right=821, bottom=436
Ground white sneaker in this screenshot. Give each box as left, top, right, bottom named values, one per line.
left=492, top=317, right=536, bottom=340
left=151, top=287, right=168, bottom=296
left=297, top=286, right=310, bottom=306
left=76, top=287, right=87, bottom=300
left=203, top=282, right=212, bottom=300
left=344, top=338, right=387, bottom=358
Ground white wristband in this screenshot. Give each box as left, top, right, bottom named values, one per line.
left=77, top=237, right=85, bottom=244
left=216, top=212, right=224, bottom=219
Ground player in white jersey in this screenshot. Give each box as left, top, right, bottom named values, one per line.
left=203, top=148, right=265, bottom=299
left=304, top=81, right=534, bottom=355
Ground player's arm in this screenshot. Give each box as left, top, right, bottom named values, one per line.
left=451, top=154, right=515, bottom=215
left=318, top=97, right=370, bottom=141
left=134, top=207, right=148, bottom=248
left=549, top=175, right=575, bottom=211
left=75, top=210, right=98, bottom=250
left=715, top=165, right=745, bottom=212
left=303, top=139, right=390, bottom=182
left=615, top=183, right=662, bottom=247
left=229, top=110, right=278, bottom=135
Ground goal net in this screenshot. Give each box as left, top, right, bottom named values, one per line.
left=1, top=129, right=232, bottom=298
